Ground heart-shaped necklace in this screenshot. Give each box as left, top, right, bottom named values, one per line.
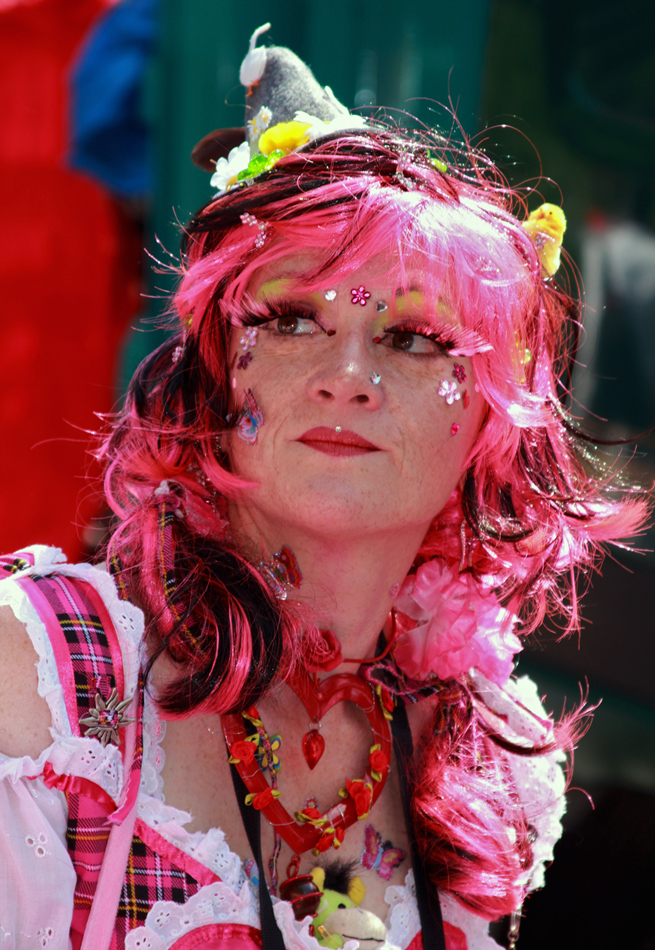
left=221, top=671, right=394, bottom=856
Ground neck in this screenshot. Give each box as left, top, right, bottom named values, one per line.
left=227, top=504, right=428, bottom=668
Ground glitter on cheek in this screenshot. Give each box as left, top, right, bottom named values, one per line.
left=232, top=377, right=237, bottom=389
left=451, top=423, right=460, bottom=435
left=389, top=583, right=400, bottom=598
left=463, top=390, right=470, bottom=409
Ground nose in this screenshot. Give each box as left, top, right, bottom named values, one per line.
left=307, top=334, right=382, bottom=409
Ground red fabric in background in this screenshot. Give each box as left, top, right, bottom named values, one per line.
left=0, top=0, right=142, bottom=560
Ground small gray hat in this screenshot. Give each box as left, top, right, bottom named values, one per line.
left=192, top=24, right=368, bottom=177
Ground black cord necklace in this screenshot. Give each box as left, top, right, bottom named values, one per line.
left=229, top=689, right=446, bottom=950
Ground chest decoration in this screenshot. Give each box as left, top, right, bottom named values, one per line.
left=221, top=671, right=393, bottom=857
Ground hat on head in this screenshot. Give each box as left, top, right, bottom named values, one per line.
left=192, top=24, right=368, bottom=192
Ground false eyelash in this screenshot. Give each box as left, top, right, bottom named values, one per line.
left=238, top=300, right=328, bottom=332
left=383, top=321, right=493, bottom=357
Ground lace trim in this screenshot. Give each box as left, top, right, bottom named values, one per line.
left=470, top=670, right=567, bottom=893
left=141, top=688, right=166, bottom=800
left=138, top=693, right=246, bottom=892
left=123, top=879, right=364, bottom=950
left=124, top=880, right=260, bottom=950
left=0, top=547, right=143, bottom=800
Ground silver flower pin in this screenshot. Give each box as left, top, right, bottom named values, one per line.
left=79, top=689, right=135, bottom=747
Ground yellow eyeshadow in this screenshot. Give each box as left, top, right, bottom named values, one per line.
left=257, top=278, right=293, bottom=299
left=393, top=291, right=455, bottom=321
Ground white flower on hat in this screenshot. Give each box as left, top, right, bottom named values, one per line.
left=294, top=109, right=369, bottom=143
left=210, top=141, right=251, bottom=195
left=248, top=106, right=273, bottom=140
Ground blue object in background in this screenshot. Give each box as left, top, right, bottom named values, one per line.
left=68, top=0, right=159, bottom=198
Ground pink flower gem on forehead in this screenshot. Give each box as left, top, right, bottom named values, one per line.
left=351, top=285, right=371, bottom=306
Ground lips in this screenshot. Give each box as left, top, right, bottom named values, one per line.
left=297, top=427, right=381, bottom=457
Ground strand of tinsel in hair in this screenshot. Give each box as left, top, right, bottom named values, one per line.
left=157, top=500, right=195, bottom=642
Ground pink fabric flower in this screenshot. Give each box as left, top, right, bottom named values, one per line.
left=394, top=561, right=521, bottom=685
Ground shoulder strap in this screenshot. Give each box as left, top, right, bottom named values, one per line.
left=391, top=702, right=447, bottom=950
left=16, top=569, right=142, bottom=950
left=17, top=571, right=127, bottom=733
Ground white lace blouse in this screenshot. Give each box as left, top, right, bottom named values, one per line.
left=0, top=547, right=566, bottom=950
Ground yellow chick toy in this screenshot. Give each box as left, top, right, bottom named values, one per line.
left=523, top=203, right=567, bottom=277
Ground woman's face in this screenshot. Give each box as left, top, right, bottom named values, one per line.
left=225, top=252, right=487, bottom=543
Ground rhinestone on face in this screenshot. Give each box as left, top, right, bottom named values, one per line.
left=324, top=289, right=337, bottom=301
left=376, top=301, right=388, bottom=312
left=370, top=372, right=381, bottom=385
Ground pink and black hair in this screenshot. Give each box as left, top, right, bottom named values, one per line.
left=101, top=128, right=647, bottom=918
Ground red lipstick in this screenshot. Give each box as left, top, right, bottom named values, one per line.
left=297, top=427, right=381, bottom=457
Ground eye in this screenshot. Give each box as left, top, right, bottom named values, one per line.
left=381, top=327, right=447, bottom=355
left=275, top=314, right=318, bottom=335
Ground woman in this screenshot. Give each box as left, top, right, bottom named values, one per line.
left=0, top=26, right=646, bottom=950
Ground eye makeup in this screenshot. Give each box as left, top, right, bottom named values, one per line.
left=391, top=289, right=493, bottom=356
left=379, top=319, right=492, bottom=357
left=239, top=298, right=330, bottom=335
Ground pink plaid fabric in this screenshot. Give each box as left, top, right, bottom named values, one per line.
left=2, top=556, right=216, bottom=949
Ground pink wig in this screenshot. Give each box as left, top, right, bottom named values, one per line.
left=101, top=129, right=647, bottom=918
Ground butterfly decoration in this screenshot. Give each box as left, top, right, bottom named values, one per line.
left=237, top=389, right=264, bottom=444
left=360, top=824, right=406, bottom=880
left=255, top=733, right=282, bottom=772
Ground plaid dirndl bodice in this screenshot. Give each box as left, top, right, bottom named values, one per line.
left=0, top=553, right=263, bottom=950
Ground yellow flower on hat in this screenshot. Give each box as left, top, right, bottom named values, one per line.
left=523, top=203, right=567, bottom=277
left=258, top=120, right=311, bottom=156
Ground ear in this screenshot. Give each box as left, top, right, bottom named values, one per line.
left=311, top=867, right=326, bottom=890
left=347, top=875, right=366, bottom=906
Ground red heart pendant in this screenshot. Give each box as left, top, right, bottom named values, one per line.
left=222, top=673, right=392, bottom=856
left=302, top=729, right=325, bottom=770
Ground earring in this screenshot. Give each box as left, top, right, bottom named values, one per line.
left=458, top=520, right=469, bottom=572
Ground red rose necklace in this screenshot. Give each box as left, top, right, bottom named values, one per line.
left=221, top=668, right=394, bottom=858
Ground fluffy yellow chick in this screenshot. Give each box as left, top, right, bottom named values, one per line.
left=523, top=203, right=567, bottom=277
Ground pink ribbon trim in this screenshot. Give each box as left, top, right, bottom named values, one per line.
left=135, top=818, right=221, bottom=887
left=41, top=762, right=117, bottom=814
